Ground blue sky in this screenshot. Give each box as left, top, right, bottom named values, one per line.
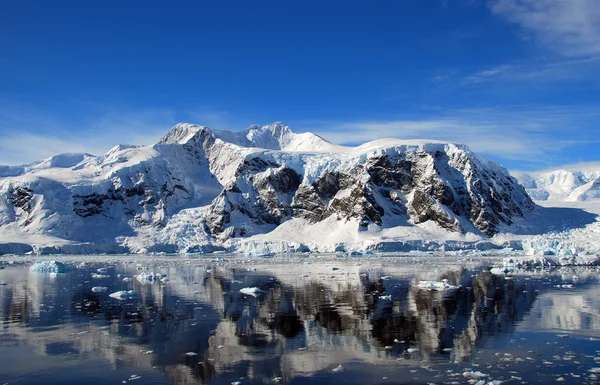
left=1, top=0, right=598, bottom=170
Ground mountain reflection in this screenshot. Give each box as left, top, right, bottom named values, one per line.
left=0, top=260, right=598, bottom=384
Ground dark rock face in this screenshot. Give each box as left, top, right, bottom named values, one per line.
left=205, top=148, right=535, bottom=238
left=207, top=167, right=303, bottom=239
left=1, top=122, right=536, bottom=247
left=291, top=185, right=326, bottom=222
left=9, top=186, right=34, bottom=213
left=8, top=186, right=35, bottom=226
left=71, top=173, right=191, bottom=229
left=237, top=158, right=281, bottom=176
left=366, top=156, right=413, bottom=193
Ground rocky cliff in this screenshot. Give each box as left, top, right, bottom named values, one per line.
left=0, top=122, right=539, bottom=254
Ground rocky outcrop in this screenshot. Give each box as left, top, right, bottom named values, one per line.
left=205, top=143, right=535, bottom=239
left=0, top=122, right=539, bottom=253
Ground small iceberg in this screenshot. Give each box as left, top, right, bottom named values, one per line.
left=239, top=287, right=263, bottom=296
left=503, top=255, right=600, bottom=268
left=417, top=279, right=459, bottom=291
left=30, top=260, right=68, bottom=274
left=463, top=371, right=488, bottom=380
left=109, top=290, right=139, bottom=300
left=91, top=286, right=108, bottom=293
left=136, top=272, right=167, bottom=284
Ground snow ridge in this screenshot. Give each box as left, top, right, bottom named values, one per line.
left=515, top=166, right=600, bottom=202
left=0, top=122, right=588, bottom=255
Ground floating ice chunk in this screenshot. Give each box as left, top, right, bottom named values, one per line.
left=489, top=267, right=510, bottom=275
left=462, top=371, right=487, bottom=380
left=91, top=273, right=110, bottom=279
left=109, top=290, right=139, bottom=300
left=122, top=277, right=133, bottom=282
left=417, top=280, right=459, bottom=291
left=30, top=260, right=68, bottom=273
left=332, top=364, right=344, bottom=373
left=97, top=268, right=109, bottom=273
left=136, top=272, right=167, bottom=283
left=185, top=352, right=198, bottom=356
left=379, top=295, right=392, bottom=300
left=503, top=254, right=600, bottom=268
left=240, top=287, right=263, bottom=296
left=407, top=348, right=420, bottom=353
left=91, top=286, right=107, bottom=293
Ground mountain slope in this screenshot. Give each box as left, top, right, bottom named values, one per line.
left=511, top=164, right=600, bottom=257
left=514, top=164, right=600, bottom=202
left=0, top=122, right=548, bottom=254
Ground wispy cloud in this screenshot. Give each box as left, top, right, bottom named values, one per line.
left=304, top=105, right=600, bottom=168
left=0, top=106, right=172, bottom=165
left=489, top=0, right=600, bottom=57
left=463, top=56, right=600, bottom=83
left=0, top=134, right=93, bottom=165
left=0, top=101, right=239, bottom=165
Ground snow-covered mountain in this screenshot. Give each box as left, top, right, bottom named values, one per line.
left=509, top=165, right=600, bottom=257
left=0, top=122, right=555, bottom=254
left=514, top=164, right=600, bottom=202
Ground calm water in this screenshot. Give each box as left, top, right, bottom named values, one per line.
left=1, top=255, right=600, bottom=384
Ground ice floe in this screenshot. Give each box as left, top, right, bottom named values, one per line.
left=109, top=290, right=139, bottom=300
left=29, top=260, right=68, bottom=273
left=239, top=287, right=263, bottom=296
left=417, top=279, right=460, bottom=290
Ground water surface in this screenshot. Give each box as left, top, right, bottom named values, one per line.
left=1, top=255, right=600, bottom=384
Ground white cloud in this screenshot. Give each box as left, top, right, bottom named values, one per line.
left=0, top=102, right=239, bottom=165
left=489, top=0, right=600, bottom=56
left=463, top=56, right=600, bottom=83
left=306, top=106, right=600, bottom=166
left=0, top=134, right=93, bottom=165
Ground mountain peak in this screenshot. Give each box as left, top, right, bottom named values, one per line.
left=158, top=123, right=211, bottom=145
left=241, top=122, right=294, bottom=149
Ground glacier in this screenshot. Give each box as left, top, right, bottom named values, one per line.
left=0, top=122, right=598, bottom=256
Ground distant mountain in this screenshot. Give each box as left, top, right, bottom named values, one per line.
left=0, top=122, right=560, bottom=254
left=514, top=164, right=600, bottom=202
left=0, top=153, right=95, bottom=178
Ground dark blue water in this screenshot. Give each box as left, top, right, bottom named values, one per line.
left=1, top=256, right=600, bottom=384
